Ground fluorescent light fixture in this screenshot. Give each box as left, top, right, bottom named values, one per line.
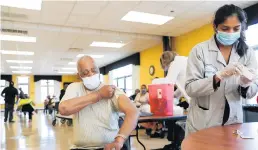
left=0, top=50, right=34, bottom=55
left=90, top=42, right=125, bottom=48
left=0, top=35, right=36, bottom=43
left=6, top=60, right=33, bottom=64
left=62, top=68, right=77, bottom=70
left=121, top=11, right=174, bottom=25
left=12, top=70, right=31, bottom=74
left=0, top=0, right=42, bottom=10
left=68, top=62, right=76, bottom=65
left=10, top=66, right=32, bottom=69
left=76, top=54, right=104, bottom=58
left=58, top=71, right=75, bottom=74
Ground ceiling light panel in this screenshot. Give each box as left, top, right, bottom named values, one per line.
left=76, top=54, right=104, bottom=58
left=6, top=60, right=33, bottom=63
left=0, top=0, right=42, bottom=10
left=0, top=50, right=34, bottom=55
left=10, top=66, right=32, bottom=69
left=0, top=34, right=36, bottom=43
left=90, top=42, right=125, bottom=48
left=121, top=11, right=174, bottom=25
left=12, top=70, right=31, bottom=74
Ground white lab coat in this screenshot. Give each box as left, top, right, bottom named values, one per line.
left=134, top=93, right=150, bottom=113
left=152, top=56, right=190, bottom=101
left=185, top=36, right=258, bottom=136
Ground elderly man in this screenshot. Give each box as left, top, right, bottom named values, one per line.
left=59, top=56, right=139, bottom=150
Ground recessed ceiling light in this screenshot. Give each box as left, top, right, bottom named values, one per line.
left=0, top=50, right=34, bottom=55
left=90, top=42, right=125, bottom=48
left=10, top=66, right=32, bottom=69
left=0, top=34, right=36, bottom=43
left=58, top=71, right=75, bottom=74
left=62, top=68, right=77, bottom=70
left=68, top=62, right=76, bottom=65
left=12, top=70, right=31, bottom=74
left=76, top=54, right=104, bottom=58
left=0, top=0, right=42, bottom=10
left=6, top=60, right=33, bottom=64
left=121, top=11, right=174, bottom=25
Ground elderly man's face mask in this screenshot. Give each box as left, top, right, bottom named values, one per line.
left=78, top=66, right=101, bottom=91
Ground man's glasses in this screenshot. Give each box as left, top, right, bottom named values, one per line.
left=79, top=68, right=99, bottom=78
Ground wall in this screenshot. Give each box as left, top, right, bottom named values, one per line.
left=140, top=44, right=164, bottom=86
left=61, top=75, right=80, bottom=88
left=174, top=24, right=214, bottom=56
left=103, top=75, right=109, bottom=84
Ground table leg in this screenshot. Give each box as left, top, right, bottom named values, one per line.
left=136, top=125, right=146, bottom=150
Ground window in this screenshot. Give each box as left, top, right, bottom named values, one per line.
left=245, top=23, right=258, bottom=104
left=100, top=74, right=104, bottom=82
left=40, top=80, right=55, bottom=101
left=0, top=80, right=8, bottom=104
left=112, top=64, right=133, bottom=96
left=246, top=23, right=258, bottom=49
left=17, top=76, right=29, bottom=95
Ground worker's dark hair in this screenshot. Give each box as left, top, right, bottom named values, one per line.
left=213, top=4, right=248, bottom=57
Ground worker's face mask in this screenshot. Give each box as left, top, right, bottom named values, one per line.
left=216, top=30, right=240, bottom=46
left=81, top=74, right=101, bottom=91
left=141, top=89, right=147, bottom=94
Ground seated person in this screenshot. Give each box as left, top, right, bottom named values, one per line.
left=134, top=85, right=149, bottom=111
left=18, top=94, right=36, bottom=122
left=59, top=56, right=139, bottom=150
left=129, top=89, right=140, bottom=101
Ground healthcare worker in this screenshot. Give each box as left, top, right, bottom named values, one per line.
left=185, top=4, right=258, bottom=136
left=163, top=51, right=190, bottom=102
left=154, top=51, right=189, bottom=149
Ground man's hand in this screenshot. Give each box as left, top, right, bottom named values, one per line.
left=98, top=85, right=116, bottom=99
left=104, top=141, right=123, bottom=150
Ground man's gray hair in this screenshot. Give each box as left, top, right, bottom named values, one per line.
left=76, top=56, right=99, bottom=73
left=160, top=51, right=178, bottom=70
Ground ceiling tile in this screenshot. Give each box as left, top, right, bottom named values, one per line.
left=133, top=1, right=167, bottom=14
left=71, top=1, right=108, bottom=15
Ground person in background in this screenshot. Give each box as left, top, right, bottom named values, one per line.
left=44, top=95, right=50, bottom=114
left=134, top=85, right=150, bottom=112
left=1, top=81, right=18, bottom=123
left=59, top=84, right=68, bottom=101
left=19, top=88, right=25, bottom=99
left=129, top=89, right=140, bottom=101
left=18, top=94, right=35, bottom=122
left=59, top=56, right=139, bottom=150
left=185, top=4, right=258, bottom=137
left=47, top=96, right=55, bottom=115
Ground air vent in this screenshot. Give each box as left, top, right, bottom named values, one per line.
left=1, top=28, right=28, bottom=35
left=60, top=58, right=73, bottom=61
left=1, top=12, right=28, bottom=20
left=68, top=48, right=83, bottom=52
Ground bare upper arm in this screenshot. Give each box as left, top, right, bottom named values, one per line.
left=117, top=94, right=138, bottom=114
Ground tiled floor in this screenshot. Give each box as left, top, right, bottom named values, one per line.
left=1, top=111, right=170, bottom=150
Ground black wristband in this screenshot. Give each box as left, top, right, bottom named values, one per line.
left=238, top=86, right=249, bottom=98
left=213, top=75, right=220, bottom=91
